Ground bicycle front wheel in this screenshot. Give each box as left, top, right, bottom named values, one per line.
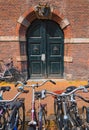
left=6, top=101, right=25, bottom=130
left=54, top=101, right=63, bottom=130
left=17, top=102, right=25, bottom=130
left=38, top=108, right=47, bottom=130
left=0, top=106, right=9, bottom=130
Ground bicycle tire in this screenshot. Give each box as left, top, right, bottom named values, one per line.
left=0, top=115, right=5, bottom=130
left=38, top=107, right=47, bottom=130
left=17, top=102, right=25, bottom=130
left=6, top=101, right=25, bottom=130
left=0, top=106, right=9, bottom=130
left=54, top=100, right=63, bottom=130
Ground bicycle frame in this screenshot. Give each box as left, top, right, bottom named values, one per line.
left=28, top=86, right=37, bottom=126
left=35, top=91, right=47, bottom=130
left=28, top=85, right=47, bottom=130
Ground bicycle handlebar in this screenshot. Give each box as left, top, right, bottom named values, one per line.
left=15, top=81, right=27, bottom=87
left=15, top=79, right=56, bottom=88
left=39, top=85, right=89, bottom=99
left=61, top=85, right=89, bottom=96
left=0, top=87, right=29, bottom=103
left=0, top=86, right=11, bottom=92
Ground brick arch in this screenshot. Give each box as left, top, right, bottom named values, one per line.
left=16, top=7, right=71, bottom=39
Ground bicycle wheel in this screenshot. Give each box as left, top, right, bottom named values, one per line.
left=6, top=108, right=18, bottom=130
left=42, top=111, right=48, bottom=130
left=17, top=102, right=25, bottom=130
left=38, top=107, right=47, bottom=130
left=56, top=112, right=63, bottom=130
left=6, top=101, right=25, bottom=130
left=54, top=101, right=63, bottom=130
left=0, top=116, right=5, bottom=130
left=0, top=106, right=9, bottom=130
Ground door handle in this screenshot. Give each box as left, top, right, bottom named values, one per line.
left=41, top=54, right=45, bottom=62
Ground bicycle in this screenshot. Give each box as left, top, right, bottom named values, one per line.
left=34, top=91, right=48, bottom=130
left=0, top=83, right=29, bottom=130
left=38, top=85, right=89, bottom=130
left=15, top=80, right=56, bottom=130
left=0, top=86, right=11, bottom=130
left=0, top=58, right=25, bottom=82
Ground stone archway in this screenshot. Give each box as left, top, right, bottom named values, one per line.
left=16, top=4, right=71, bottom=78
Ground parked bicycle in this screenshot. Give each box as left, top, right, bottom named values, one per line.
left=0, top=84, right=29, bottom=130
left=15, top=80, right=56, bottom=130
left=0, top=58, right=25, bottom=82
left=0, top=86, right=11, bottom=130
left=38, top=85, right=89, bottom=130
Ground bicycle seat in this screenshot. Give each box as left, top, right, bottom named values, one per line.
left=0, top=86, right=11, bottom=92
left=4, top=63, right=11, bottom=67
left=65, top=86, right=77, bottom=93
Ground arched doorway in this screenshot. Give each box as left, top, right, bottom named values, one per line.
left=26, top=19, right=64, bottom=79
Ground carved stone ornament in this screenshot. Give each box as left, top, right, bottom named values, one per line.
left=34, top=3, right=52, bottom=19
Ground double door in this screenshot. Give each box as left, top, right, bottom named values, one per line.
left=27, top=19, right=64, bottom=78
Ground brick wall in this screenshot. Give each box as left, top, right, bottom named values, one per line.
left=0, top=0, right=89, bottom=36
left=0, top=0, right=89, bottom=79
left=64, top=43, right=89, bottom=79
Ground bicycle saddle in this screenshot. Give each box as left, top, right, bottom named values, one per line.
left=0, top=86, right=11, bottom=92
left=65, top=86, right=77, bottom=93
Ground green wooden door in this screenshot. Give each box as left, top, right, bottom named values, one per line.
left=26, top=19, right=64, bottom=78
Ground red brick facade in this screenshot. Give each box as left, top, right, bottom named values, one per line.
left=0, top=0, right=89, bottom=80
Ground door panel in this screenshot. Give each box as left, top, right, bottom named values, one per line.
left=27, top=20, right=45, bottom=78
left=46, top=20, right=64, bottom=77
left=27, top=19, right=64, bottom=78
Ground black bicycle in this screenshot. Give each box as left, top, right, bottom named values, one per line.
left=38, top=85, right=89, bottom=130
left=0, top=86, right=11, bottom=130
left=0, top=84, right=29, bottom=130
